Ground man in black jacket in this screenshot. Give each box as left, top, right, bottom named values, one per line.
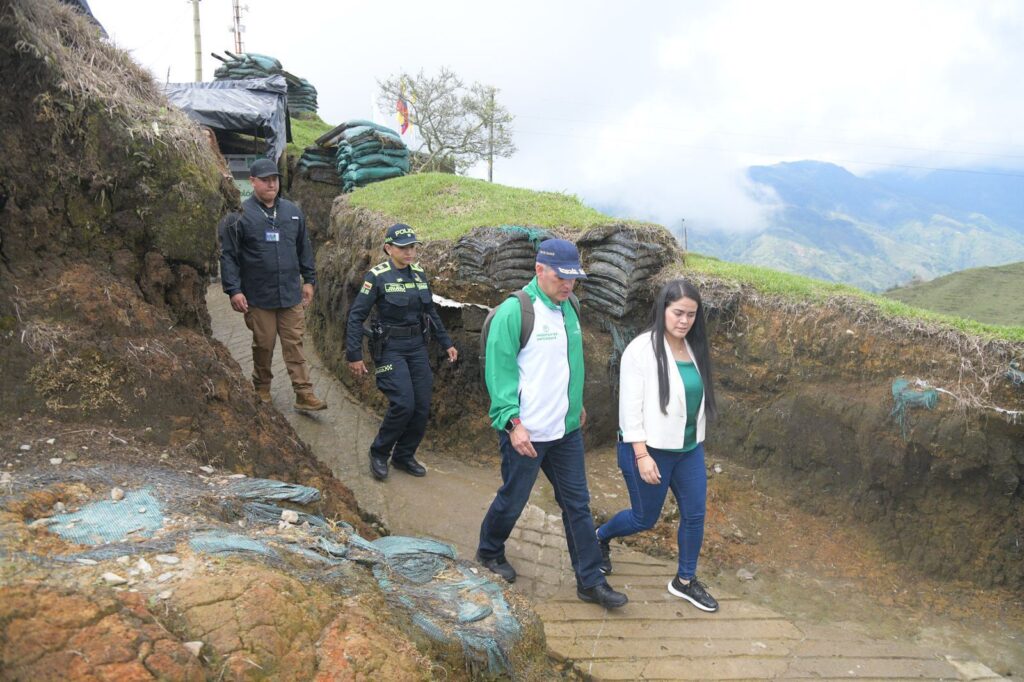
left=219, top=158, right=326, bottom=411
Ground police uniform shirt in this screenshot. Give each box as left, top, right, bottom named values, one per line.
left=345, top=260, right=453, bottom=362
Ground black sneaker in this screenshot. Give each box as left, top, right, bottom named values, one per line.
left=596, top=531, right=613, bottom=575
left=475, top=552, right=517, bottom=583
left=668, top=576, right=719, bottom=612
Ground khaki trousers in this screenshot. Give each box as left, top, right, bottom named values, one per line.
left=243, top=304, right=312, bottom=393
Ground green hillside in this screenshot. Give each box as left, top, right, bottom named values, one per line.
left=884, top=262, right=1024, bottom=327
left=343, top=174, right=1024, bottom=342
left=348, top=173, right=633, bottom=240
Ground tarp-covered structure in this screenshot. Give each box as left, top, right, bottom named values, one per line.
left=163, top=75, right=290, bottom=162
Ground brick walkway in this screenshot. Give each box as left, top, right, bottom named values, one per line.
left=209, top=285, right=1002, bottom=680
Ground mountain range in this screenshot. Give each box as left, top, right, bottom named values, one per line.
left=688, top=161, right=1024, bottom=291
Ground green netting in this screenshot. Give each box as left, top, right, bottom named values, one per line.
left=497, top=225, right=548, bottom=248
left=189, top=530, right=276, bottom=556
left=225, top=478, right=321, bottom=504
left=39, top=488, right=164, bottom=545
left=19, top=466, right=525, bottom=678
left=891, top=378, right=939, bottom=439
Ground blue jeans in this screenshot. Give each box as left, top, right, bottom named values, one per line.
left=477, top=429, right=605, bottom=589
left=598, top=442, right=707, bottom=579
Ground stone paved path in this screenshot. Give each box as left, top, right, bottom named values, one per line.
left=209, top=285, right=1002, bottom=680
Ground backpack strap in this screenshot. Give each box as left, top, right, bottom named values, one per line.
left=514, top=290, right=580, bottom=350
left=512, top=290, right=534, bottom=350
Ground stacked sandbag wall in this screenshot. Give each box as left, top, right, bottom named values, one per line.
left=212, top=50, right=318, bottom=115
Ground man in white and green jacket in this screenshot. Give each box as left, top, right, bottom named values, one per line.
left=476, top=239, right=628, bottom=609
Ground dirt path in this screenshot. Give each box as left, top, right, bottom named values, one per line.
left=209, top=285, right=1006, bottom=680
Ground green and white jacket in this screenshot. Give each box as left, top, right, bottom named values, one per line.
left=485, top=277, right=585, bottom=442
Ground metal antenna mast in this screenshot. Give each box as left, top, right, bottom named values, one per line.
left=191, top=0, right=202, bottom=82
left=231, top=0, right=247, bottom=53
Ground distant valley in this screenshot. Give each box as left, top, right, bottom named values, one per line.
left=688, top=160, right=1024, bottom=292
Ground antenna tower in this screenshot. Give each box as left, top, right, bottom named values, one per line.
left=230, top=0, right=247, bottom=53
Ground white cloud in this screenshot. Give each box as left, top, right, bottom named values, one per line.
left=87, top=0, right=1024, bottom=229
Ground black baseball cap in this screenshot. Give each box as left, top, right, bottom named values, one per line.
left=249, top=158, right=282, bottom=178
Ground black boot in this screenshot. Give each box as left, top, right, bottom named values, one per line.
left=370, top=453, right=389, bottom=480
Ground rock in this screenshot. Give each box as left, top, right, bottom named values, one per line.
left=75, top=558, right=98, bottom=566
left=64, top=452, right=78, bottom=462
left=19, top=444, right=30, bottom=451
left=102, top=572, right=128, bottom=585
left=45, top=438, right=56, bottom=445
left=183, top=641, right=203, bottom=657
left=136, top=558, right=153, bottom=574
left=158, top=590, right=173, bottom=600
left=157, top=572, right=175, bottom=583
left=49, top=458, right=62, bottom=465
left=198, top=465, right=215, bottom=474
left=137, top=507, right=147, bottom=514
left=154, top=554, right=180, bottom=565
left=116, top=555, right=130, bottom=565
left=111, top=487, right=125, bottom=501
left=53, top=502, right=66, bottom=514
left=736, top=567, right=757, bottom=581
left=280, top=509, right=299, bottom=524
left=713, top=463, right=723, bottom=474
left=228, top=473, right=246, bottom=479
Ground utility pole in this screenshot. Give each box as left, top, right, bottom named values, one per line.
left=681, top=218, right=687, bottom=266
left=191, top=0, right=202, bottom=82
left=487, top=88, right=495, bottom=183
left=231, top=0, right=246, bottom=54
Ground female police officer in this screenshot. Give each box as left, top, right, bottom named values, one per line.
left=345, top=223, right=458, bottom=481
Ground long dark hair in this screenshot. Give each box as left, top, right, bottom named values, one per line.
left=648, top=279, right=717, bottom=419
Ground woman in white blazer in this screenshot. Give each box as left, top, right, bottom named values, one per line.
left=595, top=279, right=720, bottom=611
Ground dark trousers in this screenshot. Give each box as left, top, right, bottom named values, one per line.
left=478, top=429, right=605, bottom=590
left=370, top=336, right=432, bottom=463
left=598, top=442, right=707, bottom=580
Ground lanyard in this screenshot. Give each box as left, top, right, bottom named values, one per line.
left=261, top=205, right=277, bottom=229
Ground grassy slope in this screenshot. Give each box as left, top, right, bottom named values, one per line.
left=287, top=115, right=334, bottom=157
left=883, top=262, right=1024, bottom=328
left=347, top=173, right=633, bottom=240
left=347, top=174, right=1024, bottom=342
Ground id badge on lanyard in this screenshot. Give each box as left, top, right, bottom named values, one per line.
left=263, top=206, right=279, bottom=242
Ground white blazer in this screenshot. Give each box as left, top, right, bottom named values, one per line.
left=619, top=330, right=706, bottom=450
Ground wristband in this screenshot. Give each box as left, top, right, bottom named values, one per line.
left=504, top=417, right=522, bottom=433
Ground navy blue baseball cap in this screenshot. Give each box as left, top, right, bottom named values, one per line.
left=249, top=158, right=281, bottom=178
left=536, top=238, right=587, bottom=279
left=384, top=223, right=422, bottom=246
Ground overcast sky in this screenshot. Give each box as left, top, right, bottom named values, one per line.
left=87, top=0, right=1024, bottom=233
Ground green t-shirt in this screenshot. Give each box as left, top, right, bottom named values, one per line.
left=663, top=360, right=703, bottom=453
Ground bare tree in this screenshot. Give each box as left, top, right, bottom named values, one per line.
left=464, top=83, right=517, bottom=182
left=377, top=68, right=516, bottom=178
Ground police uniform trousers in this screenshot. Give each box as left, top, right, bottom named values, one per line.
left=371, top=335, right=433, bottom=464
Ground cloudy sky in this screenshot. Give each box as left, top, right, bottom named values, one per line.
left=87, top=0, right=1024, bottom=233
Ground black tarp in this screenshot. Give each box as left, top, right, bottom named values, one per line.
left=163, top=76, right=290, bottom=162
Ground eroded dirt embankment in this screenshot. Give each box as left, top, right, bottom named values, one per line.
left=308, top=188, right=1024, bottom=594
left=0, top=2, right=554, bottom=679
